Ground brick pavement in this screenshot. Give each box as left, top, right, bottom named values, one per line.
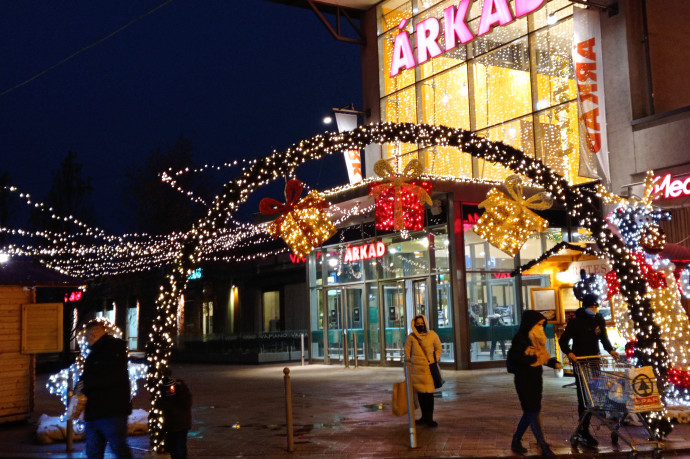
left=2, top=363, right=690, bottom=458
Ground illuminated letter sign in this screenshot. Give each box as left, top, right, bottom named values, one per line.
left=390, top=0, right=545, bottom=76
left=344, top=242, right=387, bottom=262
left=654, top=173, right=690, bottom=199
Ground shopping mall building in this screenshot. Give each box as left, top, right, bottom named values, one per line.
left=135, top=0, right=688, bottom=370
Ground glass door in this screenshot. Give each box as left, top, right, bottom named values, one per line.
left=326, top=289, right=343, bottom=362
left=345, top=287, right=364, bottom=365
left=410, top=278, right=429, bottom=320
left=382, top=281, right=406, bottom=363
left=325, top=287, right=364, bottom=365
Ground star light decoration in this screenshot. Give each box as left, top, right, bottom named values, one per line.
left=0, top=122, right=676, bottom=444
left=46, top=318, right=147, bottom=429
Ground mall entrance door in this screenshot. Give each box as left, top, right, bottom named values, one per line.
left=324, top=287, right=364, bottom=365
left=381, top=278, right=429, bottom=364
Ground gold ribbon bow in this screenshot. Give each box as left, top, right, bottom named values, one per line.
left=482, top=175, right=552, bottom=214
left=370, top=159, right=432, bottom=231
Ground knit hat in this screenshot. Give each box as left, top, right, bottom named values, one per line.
left=581, top=294, right=599, bottom=308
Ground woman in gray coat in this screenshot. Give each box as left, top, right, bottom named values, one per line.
left=404, top=314, right=442, bottom=427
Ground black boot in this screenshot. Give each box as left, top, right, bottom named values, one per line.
left=538, top=441, right=557, bottom=458
left=511, top=434, right=527, bottom=454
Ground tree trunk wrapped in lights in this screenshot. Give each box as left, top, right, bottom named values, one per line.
left=369, top=159, right=432, bottom=231
left=259, top=178, right=336, bottom=258
left=473, top=175, right=552, bottom=257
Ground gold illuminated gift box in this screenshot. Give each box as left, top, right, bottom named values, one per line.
left=260, top=179, right=336, bottom=258
left=474, top=176, right=551, bottom=257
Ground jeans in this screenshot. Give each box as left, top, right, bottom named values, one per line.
left=166, top=430, right=189, bottom=459
left=84, top=415, right=132, bottom=459
left=514, top=411, right=547, bottom=445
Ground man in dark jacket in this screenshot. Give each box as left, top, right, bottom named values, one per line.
left=81, top=320, right=132, bottom=459
left=559, top=296, right=619, bottom=448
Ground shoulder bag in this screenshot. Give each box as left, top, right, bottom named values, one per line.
left=413, top=334, right=444, bottom=389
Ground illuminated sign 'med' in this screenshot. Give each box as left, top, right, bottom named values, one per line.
left=390, top=0, right=546, bottom=77
left=654, top=173, right=690, bottom=199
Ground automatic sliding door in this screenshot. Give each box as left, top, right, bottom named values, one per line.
left=382, top=281, right=405, bottom=363
left=326, top=289, right=343, bottom=362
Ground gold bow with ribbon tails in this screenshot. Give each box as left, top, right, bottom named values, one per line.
left=474, top=175, right=553, bottom=257
left=369, top=159, right=433, bottom=231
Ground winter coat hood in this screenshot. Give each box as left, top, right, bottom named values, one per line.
left=517, top=310, right=547, bottom=337
left=411, top=314, right=430, bottom=338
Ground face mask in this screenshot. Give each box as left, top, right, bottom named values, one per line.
left=585, top=308, right=596, bottom=316
left=415, top=325, right=426, bottom=333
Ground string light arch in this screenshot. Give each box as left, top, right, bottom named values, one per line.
left=142, top=121, right=671, bottom=448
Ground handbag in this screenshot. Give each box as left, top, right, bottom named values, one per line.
left=392, top=381, right=408, bottom=416
left=67, top=393, right=87, bottom=420
left=413, top=335, right=444, bottom=389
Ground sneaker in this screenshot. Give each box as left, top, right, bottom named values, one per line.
left=578, top=431, right=599, bottom=448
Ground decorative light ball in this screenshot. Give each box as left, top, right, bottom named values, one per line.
left=640, top=225, right=667, bottom=255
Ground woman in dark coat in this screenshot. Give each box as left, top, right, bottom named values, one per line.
left=507, top=310, right=561, bottom=458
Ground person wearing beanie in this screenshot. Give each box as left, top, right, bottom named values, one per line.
left=507, top=310, right=562, bottom=458
left=558, top=296, right=619, bottom=448
left=158, top=373, right=192, bottom=459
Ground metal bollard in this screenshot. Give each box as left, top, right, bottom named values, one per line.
left=283, top=368, right=295, bottom=453
left=300, top=333, right=305, bottom=366
left=343, top=330, right=349, bottom=368
left=404, top=361, right=417, bottom=449
left=66, top=373, right=73, bottom=452
left=353, top=333, right=358, bottom=368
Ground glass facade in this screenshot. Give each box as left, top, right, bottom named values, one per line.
left=377, top=0, right=589, bottom=185
left=308, top=225, right=454, bottom=365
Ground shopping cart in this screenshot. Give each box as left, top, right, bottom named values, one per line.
left=570, top=355, right=665, bottom=456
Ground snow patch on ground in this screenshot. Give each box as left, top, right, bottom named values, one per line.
left=35, top=409, right=148, bottom=444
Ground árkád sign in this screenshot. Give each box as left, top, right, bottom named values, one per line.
left=344, top=241, right=387, bottom=263
left=390, top=0, right=546, bottom=77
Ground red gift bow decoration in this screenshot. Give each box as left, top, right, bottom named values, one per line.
left=369, top=159, right=432, bottom=231
left=259, top=178, right=330, bottom=240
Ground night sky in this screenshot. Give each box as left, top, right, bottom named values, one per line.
left=0, top=1, right=362, bottom=232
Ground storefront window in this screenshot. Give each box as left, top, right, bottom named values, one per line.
left=435, top=270, right=453, bottom=361
left=377, top=1, right=593, bottom=185
left=310, top=288, right=324, bottom=359
left=308, top=249, right=323, bottom=287
left=430, top=227, right=450, bottom=271
left=380, top=232, right=430, bottom=279
left=324, top=246, right=364, bottom=285
left=366, top=283, right=380, bottom=361
left=472, top=38, right=532, bottom=130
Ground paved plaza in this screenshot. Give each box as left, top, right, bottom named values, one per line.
left=2, top=363, right=690, bottom=458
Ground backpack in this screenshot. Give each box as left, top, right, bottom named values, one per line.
left=505, top=347, right=516, bottom=374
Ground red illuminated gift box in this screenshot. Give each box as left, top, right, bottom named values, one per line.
left=369, top=159, right=432, bottom=231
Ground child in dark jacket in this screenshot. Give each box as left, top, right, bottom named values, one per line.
left=507, top=310, right=562, bottom=458
left=159, top=376, right=192, bottom=459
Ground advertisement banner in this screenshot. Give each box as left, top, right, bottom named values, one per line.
left=573, top=7, right=610, bottom=185
left=335, top=112, right=363, bottom=185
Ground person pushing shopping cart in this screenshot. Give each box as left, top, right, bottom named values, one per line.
left=559, top=295, right=619, bottom=449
